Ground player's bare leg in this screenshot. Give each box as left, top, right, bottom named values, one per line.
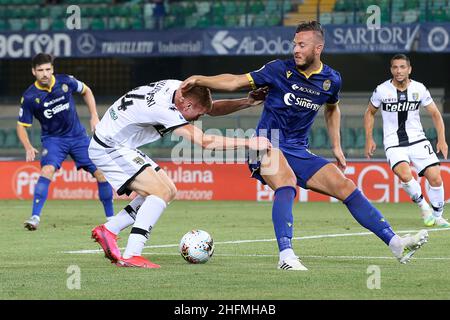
left=422, top=165, right=449, bottom=227
left=393, top=162, right=434, bottom=226
left=24, top=165, right=55, bottom=231
left=306, top=163, right=428, bottom=263
left=260, top=148, right=307, bottom=271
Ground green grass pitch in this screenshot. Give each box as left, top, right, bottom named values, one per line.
left=1, top=200, right=449, bottom=300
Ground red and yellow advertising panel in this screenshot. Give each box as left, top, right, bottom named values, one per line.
left=0, top=161, right=449, bottom=203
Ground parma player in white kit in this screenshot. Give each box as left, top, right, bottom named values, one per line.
left=89, top=80, right=271, bottom=268
left=365, top=54, right=449, bottom=228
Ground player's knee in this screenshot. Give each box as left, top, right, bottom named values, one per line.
left=337, top=178, right=356, bottom=198
left=152, top=184, right=176, bottom=203
left=427, top=176, right=443, bottom=187
left=397, top=172, right=413, bottom=183
left=41, top=166, right=55, bottom=178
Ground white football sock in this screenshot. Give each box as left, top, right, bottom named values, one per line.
left=428, top=184, right=445, bottom=218
left=123, top=195, right=167, bottom=259
left=280, top=248, right=296, bottom=261
left=401, top=178, right=429, bottom=209
left=104, top=195, right=145, bottom=235
left=388, top=234, right=403, bottom=258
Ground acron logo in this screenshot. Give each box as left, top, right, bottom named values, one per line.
left=12, top=165, right=40, bottom=199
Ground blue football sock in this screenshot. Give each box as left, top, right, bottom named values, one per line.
left=32, top=176, right=51, bottom=217
left=97, top=181, right=114, bottom=218
left=273, top=186, right=297, bottom=251
left=343, top=189, right=396, bottom=245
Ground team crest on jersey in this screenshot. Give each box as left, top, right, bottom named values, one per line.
left=42, top=148, right=48, bottom=156
left=20, top=97, right=24, bottom=104
left=62, top=84, right=69, bottom=93
left=323, top=80, right=331, bottom=91
left=286, top=70, right=292, bottom=79
left=132, top=156, right=145, bottom=165
left=412, top=92, right=419, bottom=100
left=35, top=98, right=40, bottom=104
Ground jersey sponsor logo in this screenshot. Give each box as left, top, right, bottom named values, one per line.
left=43, top=96, right=65, bottom=107
left=291, top=84, right=321, bottom=96
left=283, top=93, right=322, bottom=111
left=323, top=79, right=331, bottom=91
left=43, top=102, right=70, bottom=118
left=382, top=101, right=420, bottom=112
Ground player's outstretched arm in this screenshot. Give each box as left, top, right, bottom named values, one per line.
left=173, top=123, right=271, bottom=151
left=181, top=74, right=252, bottom=93
left=81, top=84, right=99, bottom=132
left=425, top=102, right=448, bottom=159
left=325, top=102, right=346, bottom=170
left=16, top=124, right=38, bottom=161
left=364, top=103, right=379, bottom=159
left=209, top=86, right=269, bottom=117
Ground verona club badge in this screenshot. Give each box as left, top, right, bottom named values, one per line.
left=323, top=79, right=331, bottom=91
left=62, top=84, right=69, bottom=92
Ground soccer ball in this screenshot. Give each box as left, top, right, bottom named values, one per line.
left=179, top=229, right=214, bottom=264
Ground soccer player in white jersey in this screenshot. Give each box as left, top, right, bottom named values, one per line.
left=89, top=80, right=271, bottom=268
left=365, top=54, right=449, bottom=228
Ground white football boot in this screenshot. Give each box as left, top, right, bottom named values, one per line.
left=390, top=230, right=429, bottom=264
left=24, top=215, right=40, bottom=231
left=278, top=256, right=308, bottom=271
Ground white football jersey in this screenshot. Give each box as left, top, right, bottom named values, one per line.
left=95, top=80, right=188, bottom=149
left=370, top=79, right=433, bottom=150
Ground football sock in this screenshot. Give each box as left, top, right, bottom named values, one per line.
left=123, top=195, right=167, bottom=259
left=401, top=178, right=430, bottom=209
left=272, top=186, right=296, bottom=252
left=343, top=189, right=395, bottom=245
left=31, top=176, right=51, bottom=217
left=97, top=181, right=114, bottom=218
left=388, top=234, right=403, bottom=257
left=105, top=195, right=145, bottom=235
left=428, top=184, right=445, bottom=218
left=280, top=248, right=296, bottom=261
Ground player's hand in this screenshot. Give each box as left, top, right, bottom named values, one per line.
left=365, top=139, right=376, bottom=159
left=332, top=146, right=346, bottom=172
left=181, top=76, right=200, bottom=93
left=90, top=115, right=100, bottom=132
left=436, top=140, right=448, bottom=159
left=25, top=146, right=39, bottom=162
left=248, top=136, right=272, bottom=151
left=247, top=86, right=269, bottom=106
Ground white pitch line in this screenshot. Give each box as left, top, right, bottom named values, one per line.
left=138, top=252, right=450, bottom=261
left=62, top=227, right=450, bottom=254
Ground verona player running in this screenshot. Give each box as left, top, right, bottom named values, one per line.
left=17, top=53, right=114, bottom=230
left=182, top=22, right=429, bottom=270
left=365, top=54, right=449, bottom=228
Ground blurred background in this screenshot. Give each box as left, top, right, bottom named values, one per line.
left=0, top=0, right=449, bottom=161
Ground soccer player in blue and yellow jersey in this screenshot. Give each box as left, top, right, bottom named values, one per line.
left=182, top=21, right=429, bottom=270
left=17, top=53, right=114, bottom=231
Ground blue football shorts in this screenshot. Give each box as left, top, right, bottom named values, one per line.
left=41, top=134, right=97, bottom=174
left=248, top=147, right=330, bottom=189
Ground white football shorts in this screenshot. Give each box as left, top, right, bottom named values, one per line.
left=385, top=139, right=440, bottom=176
left=88, top=135, right=160, bottom=195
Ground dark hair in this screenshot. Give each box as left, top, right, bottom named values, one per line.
left=31, top=53, right=54, bottom=68
left=390, top=53, right=410, bottom=66
left=185, top=86, right=212, bottom=111
left=296, top=21, right=324, bottom=41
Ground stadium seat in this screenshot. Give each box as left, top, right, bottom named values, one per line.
left=311, top=127, right=329, bottom=149
left=373, top=128, right=384, bottom=146
left=4, top=128, right=20, bottom=149
left=0, top=129, right=6, bottom=148
left=341, top=127, right=356, bottom=149
left=354, top=127, right=366, bottom=149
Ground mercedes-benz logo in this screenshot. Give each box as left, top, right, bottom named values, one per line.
left=77, top=33, right=96, bottom=55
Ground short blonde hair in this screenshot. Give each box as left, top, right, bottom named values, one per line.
left=185, top=86, right=213, bottom=112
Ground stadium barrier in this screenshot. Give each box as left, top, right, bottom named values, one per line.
left=1, top=160, right=449, bottom=203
